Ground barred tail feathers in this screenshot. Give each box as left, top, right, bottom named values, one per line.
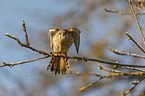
left=47, top=56, right=68, bottom=75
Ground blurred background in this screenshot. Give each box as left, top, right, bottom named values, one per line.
left=0, top=0, right=145, bottom=96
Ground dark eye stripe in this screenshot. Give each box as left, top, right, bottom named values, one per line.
left=64, top=29, right=69, bottom=32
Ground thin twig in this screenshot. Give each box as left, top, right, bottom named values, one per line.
left=122, top=66, right=145, bottom=72
left=128, top=0, right=145, bottom=44
left=98, top=63, right=123, bottom=73
left=98, top=63, right=145, bottom=77
left=69, top=69, right=145, bottom=78
left=22, top=20, right=30, bottom=46
left=121, top=77, right=145, bottom=95
left=68, top=71, right=109, bottom=78
left=109, top=48, right=145, bottom=58
left=70, top=69, right=145, bottom=77
left=126, top=32, right=145, bottom=53
left=79, top=77, right=103, bottom=92
left=136, top=7, right=145, bottom=12
left=104, top=8, right=145, bottom=15
left=5, top=33, right=49, bottom=55
left=67, top=55, right=145, bottom=68
left=1, top=56, right=49, bottom=68
left=108, top=71, right=145, bottom=77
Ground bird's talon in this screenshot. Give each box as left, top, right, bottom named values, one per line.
left=49, top=51, right=53, bottom=54
left=82, top=57, right=88, bottom=62
left=50, top=71, right=54, bottom=74
left=62, top=54, right=66, bottom=58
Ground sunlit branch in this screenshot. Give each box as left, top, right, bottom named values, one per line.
left=109, top=48, right=145, bottom=58
left=128, top=0, right=145, bottom=44
left=1, top=56, right=49, bottom=68
left=101, top=67, right=145, bottom=77
left=104, top=8, right=145, bottom=15
left=68, top=71, right=109, bottom=78
left=121, top=66, right=145, bottom=72
left=98, top=63, right=145, bottom=77
left=22, top=20, right=30, bottom=46
left=69, top=68, right=145, bottom=77
left=121, top=77, right=145, bottom=96
left=98, top=63, right=123, bottom=74
left=79, top=77, right=103, bottom=92
left=125, top=32, right=145, bottom=53
left=136, top=7, right=145, bottom=12
left=5, top=33, right=50, bottom=55
left=67, top=55, right=145, bottom=68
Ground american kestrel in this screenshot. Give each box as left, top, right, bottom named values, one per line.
left=47, top=28, right=81, bottom=75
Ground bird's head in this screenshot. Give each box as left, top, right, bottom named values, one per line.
left=57, top=29, right=69, bottom=39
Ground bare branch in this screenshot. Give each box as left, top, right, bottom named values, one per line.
left=128, top=0, right=145, bottom=44
left=67, top=55, right=145, bottom=68
left=121, top=66, right=145, bottom=72
left=104, top=8, right=145, bottom=15
left=125, top=32, right=145, bottom=53
left=22, top=20, right=30, bottom=46
left=98, top=63, right=145, bottom=77
left=121, top=77, right=145, bottom=96
left=136, top=7, right=145, bottom=12
left=109, top=48, right=145, bottom=58
left=1, top=56, right=49, bottom=68
left=79, top=77, right=103, bottom=92
left=68, top=71, right=109, bottom=78
left=5, top=33, right=50, bottom=55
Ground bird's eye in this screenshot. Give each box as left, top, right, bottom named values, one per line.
left=63, top=32, right=67, bottom=36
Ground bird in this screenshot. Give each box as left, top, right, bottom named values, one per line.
left=47, top=28, right=81, bottom=75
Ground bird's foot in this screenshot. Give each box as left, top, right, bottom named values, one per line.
left=62, top=52, right=67, bottom=58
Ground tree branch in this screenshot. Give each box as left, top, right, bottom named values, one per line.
left=79, top=77, right=103, bottom=92
left=125, top=32, right=145, bottom=53
left=128, top=0, right=145, bottom=44
left=1, top=56, right=49, bottom=68
left=109, top=48, right=145, bottom=59
left=22, top=20, right=30, bottom=46
left=3, top=33, right=145, bottom=68
left=5, top=33, right=50, bottom=55
left=121, top=77, right=145, bottom=96
left=104, top=8, right=145, bottom=15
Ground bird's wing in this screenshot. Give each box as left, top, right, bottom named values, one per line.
left=67, top=28, right=81, bottom=54
left=48, top=28, right=60, bottom=50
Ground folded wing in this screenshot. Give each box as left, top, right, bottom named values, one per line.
left=67, top=28, right=81, bottom=54
left=48, top=28, right=60, bottom=50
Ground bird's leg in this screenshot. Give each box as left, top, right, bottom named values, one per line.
left=51, top=51, right=61, bottom=57
left=49, top=48, right=54, bottom=55
left=62, top=52, right=71, bottom=72
left=47, top=51, right=55, bottom=71
left=49, top=51, right=57, bottom=61
left=49, top=51, right=53, bottom=56
left=62, top=52, right=67, bottom=58
left=66, top=58, right=72, bottom=72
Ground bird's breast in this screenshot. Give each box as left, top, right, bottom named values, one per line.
left=53, top=35, right=73, bottom=53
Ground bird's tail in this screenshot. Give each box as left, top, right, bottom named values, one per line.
left=47, top=56, right=69, bottom=75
